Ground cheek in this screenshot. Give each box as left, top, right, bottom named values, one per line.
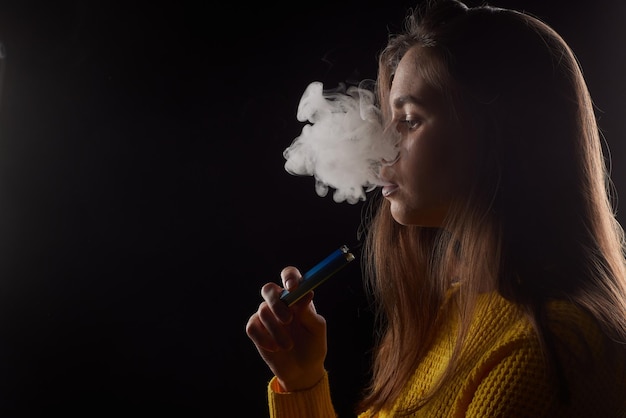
left=403, top=133, right=468, bottom=203
left=403, top=137, right=445, bottom=186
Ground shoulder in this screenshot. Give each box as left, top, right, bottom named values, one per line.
left=470, top=292, right=536, bottom=345
left=462, top=295, right=626, bottom=416
left=466, top=293, right=625, bottom=387
left=473, top=294, right=624, bottom=372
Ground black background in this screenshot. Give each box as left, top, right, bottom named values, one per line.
left=0, top=0, right=623, bottom=416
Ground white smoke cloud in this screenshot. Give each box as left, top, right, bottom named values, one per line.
left=283, top=81, right=399, bottom=204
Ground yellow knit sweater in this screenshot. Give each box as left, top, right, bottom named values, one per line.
left=267, top=292, right=626, bottom=417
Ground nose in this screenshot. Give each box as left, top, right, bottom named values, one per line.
left=378, top=163, right=395, bottom=186
left=381, top=152, right=400, bottom=166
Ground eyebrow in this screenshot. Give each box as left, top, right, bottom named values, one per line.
left=392, top=94, right=428, bottom=109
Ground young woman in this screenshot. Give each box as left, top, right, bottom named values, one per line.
left=246, top=0, right=626, bottom=416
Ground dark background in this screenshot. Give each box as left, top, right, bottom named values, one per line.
left=0, top=0, right=623, bottom=416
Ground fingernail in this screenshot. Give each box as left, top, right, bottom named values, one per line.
left=284, top=277, right=296, bottom=291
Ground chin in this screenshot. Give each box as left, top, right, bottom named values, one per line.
left=390, top=208, right=417, bottom=226
left=390, top=206, right=445, bottom=227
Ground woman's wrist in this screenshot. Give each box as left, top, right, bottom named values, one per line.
left=275, top=369, right=327, bottom=393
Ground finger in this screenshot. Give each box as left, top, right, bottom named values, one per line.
left=245, top=311, right=280, bottom=352
left=257, top=302, right=294, bottom=351
left=261, top=282, right=292, bottom=324
left=280, top=266, right=302, bottom=292
left=290, top=290, right=315, bottom=311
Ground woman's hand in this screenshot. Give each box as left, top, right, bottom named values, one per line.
left=245, top=266, right=328, bottom=392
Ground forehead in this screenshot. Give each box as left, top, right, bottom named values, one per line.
left=389, top=46, right=443, bottom=108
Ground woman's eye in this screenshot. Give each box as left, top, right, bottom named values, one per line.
left=397, top=118, right=421, bottom=132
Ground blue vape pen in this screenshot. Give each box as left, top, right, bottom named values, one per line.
left=280, top=245, right=355, bottom=306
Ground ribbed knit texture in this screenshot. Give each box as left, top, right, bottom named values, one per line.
left=268, top=372, right=337, bottom=418
left=267, top=292, right=626, bottom=417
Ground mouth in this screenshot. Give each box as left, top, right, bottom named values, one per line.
left=382, top=184, right=398, bottom=197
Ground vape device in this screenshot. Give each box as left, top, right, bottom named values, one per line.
left=280, top=245, right=355, bottom=306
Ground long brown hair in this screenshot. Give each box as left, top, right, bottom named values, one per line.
left=358, top=0, right=626, bottom=415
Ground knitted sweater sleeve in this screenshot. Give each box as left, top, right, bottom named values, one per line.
left=267, top=371, right=338, bottom=418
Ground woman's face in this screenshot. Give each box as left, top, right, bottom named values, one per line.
left=380, top=47, right=473, bottom=227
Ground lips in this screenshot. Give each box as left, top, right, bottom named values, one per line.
left=382, top=184, right=398, bottom=197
